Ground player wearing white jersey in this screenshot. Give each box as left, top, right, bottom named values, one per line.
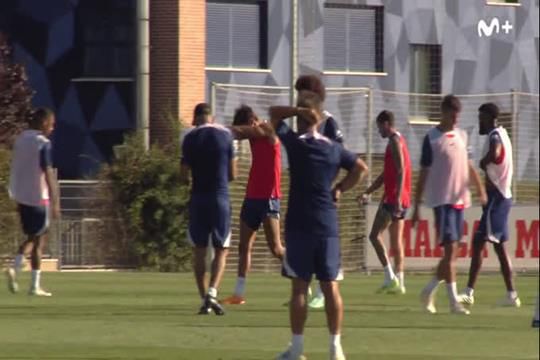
left=5, top=108, right=60, bottom=296
left=412, top=95, right=487, bottom=315
left=459, top=103, right=521, bottom=307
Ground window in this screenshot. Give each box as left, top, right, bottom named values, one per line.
left=76, top=0, right=135, bottom=78
left=206, top=1, right=268, bottom=69
left=487, top=0, right=520, bottom=4
left=323, top=4, right=384, bottom=73
left=409, top=44, right=441, bottom=121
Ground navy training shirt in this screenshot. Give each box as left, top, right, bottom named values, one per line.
left=276, top=122, right=357, bottom=236
left=181, top=124, right=234, bottom=195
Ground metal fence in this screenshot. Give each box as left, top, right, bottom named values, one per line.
left=212, top=83, right=539, bottom=272
left=3, top=86, right=537, bottom=272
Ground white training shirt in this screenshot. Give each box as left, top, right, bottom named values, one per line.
left=482, top=126, right=513, bottom=199
left=420, top=127, right=471, bottom=208
left=9, top=130, right=51, bottom=206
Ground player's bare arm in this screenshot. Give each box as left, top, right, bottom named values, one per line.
left=229, top=158, right=237, bottom=182
left=411, top=167, right=429, bottom=227
left=468, top=160, right=487, bottom=206
left=230, top=122, right=278, bottom=144
left=44, top=166, right=60, bottom=219
left=268, top=106, right=319, bottom=129
left=333, top=158, right=368, bottom=203
left=479, top=138, right=502, bottom=171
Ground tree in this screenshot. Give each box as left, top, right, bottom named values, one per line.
left=0, top=32, right=34, bottom=257
left=0, top=32, right=34, bottom=148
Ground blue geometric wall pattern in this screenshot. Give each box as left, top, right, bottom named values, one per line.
left=0, top=0, right=135, bottom=179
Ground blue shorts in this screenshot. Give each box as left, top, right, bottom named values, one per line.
left=240, top=198, right=280, bottom=230
left=188, top=193, right=231, bottom=248
left=282, top=232, right=341, bottom=282
left=474, top=190, right=512, bottom=244
left=18, top=204, right=49, bottom=236
left=433, top=205, right=464, bottom=245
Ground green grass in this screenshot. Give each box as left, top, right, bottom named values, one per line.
left=0, top=272, right=538, bottom=360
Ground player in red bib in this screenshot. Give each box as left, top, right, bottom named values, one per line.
left=360, top=111, right=411, bottom=294
left=223, top=105, right=285, bottom=305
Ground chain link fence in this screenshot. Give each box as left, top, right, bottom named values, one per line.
left=2, top=86, right=537, bottom=272
left=212, top=83, right=539, bottom=272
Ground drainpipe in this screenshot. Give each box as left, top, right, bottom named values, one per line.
left=137, top=0, right=150, bottom=150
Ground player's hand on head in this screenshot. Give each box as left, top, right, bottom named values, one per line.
left=297, top=107, right=319, bottom=125
left=357, top=193, right=369, bottom=205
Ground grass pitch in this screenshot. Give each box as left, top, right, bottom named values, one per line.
left=0, top=272, right=538, bottom=360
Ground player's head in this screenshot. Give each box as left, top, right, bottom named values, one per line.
left=233, top=105, right=259, bottom=126
left=192, top=103, right=212, bottom=126
left=29, top=108, right=55, bottom=136
left=440, top=94, right=461, bottom=127
left=478, top=102, right=499, bottom=135
left=296, top=90, right=323, bottom=132
left=295, top=75, right=326, bottom=102
left=375, top=110, right=395, bottom=138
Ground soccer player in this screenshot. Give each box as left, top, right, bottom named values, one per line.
left=294, top=74, right=345, bottom=309
left=360, top=110, right=411, bottom=294
left=412, top=95, right=487, bottom=315
left=271, top=91, right=368, bottom=360
left=181, top=103, right=237, bottom=316
left=459, top=103, right=521, bottom=307
left=5, top=108, right=60, bottom=296
left=294, top=74, right=343, bottom=143
left=222, top=105, right=284, bottom=305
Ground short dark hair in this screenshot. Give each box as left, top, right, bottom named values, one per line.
left=440, top=94, right=462, bottom=113
left=296, top=90, right=323, bottom=112
left=294, top=75, right=326, bottom=101
left=29, top=108, right=54, bottom=127
left=192, top=103, right=211, bottom=125
left=478, top=102, right=499, bottom=121
left=376, top=110, right=395, bottom=126
left=233, top=105, right=255, bottom=126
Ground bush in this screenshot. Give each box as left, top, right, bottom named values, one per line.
left=98, top=129, right=191, bottom=272
left=0, top=148, right=19, bottom=257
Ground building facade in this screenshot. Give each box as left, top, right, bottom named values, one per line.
left=0, top=0, right=538, bottom=178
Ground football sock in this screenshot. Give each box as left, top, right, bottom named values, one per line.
left=207, top=287, right=217, bottom=298
left=31, top=270, right=41, bottom=290
left=14, top=254, right=24, bottom=273
left=446, top=282, right=459, bottom=305
left=330, top=334, right=341, bottom=348
left=383, top=265, right=395, bottom=284
left=234, top=277, right=246, bottom=297
left=291, top=334, right=304, bottom=354
left=397, top=272, right=405, bottom=287
left=424, top=277, right=442, bottom=294
left=465, top=287, right=474, bottom=297
left=508, top=290, right=518, bottom=299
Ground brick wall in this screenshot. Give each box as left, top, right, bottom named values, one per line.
left=149, top=0, right=205, bottom=145
left=179, top=0, right=206, bottom=126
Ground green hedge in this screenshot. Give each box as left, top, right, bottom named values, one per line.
left=98, top=131, right=191, bottom=272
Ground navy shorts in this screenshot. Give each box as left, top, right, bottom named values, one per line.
left=240, top=198, right=280, bottom=230
left=282, top=232, right=341, bottom=282
left=433, top=205, right=464, bottom=245
left=18, top=204, right=49, bottom=236
left=474, top=190, right=512, bottom=244
left=188, top=193, right=231, bottom=248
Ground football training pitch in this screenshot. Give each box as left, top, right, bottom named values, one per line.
left=0, top=272, right=538, bottom=360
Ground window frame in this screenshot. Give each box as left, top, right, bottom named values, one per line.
left=486, top=0, right=521, bottom=7
left=408, top=44, right=442, bottom=124
left=322, top=3, right=385, bottom=75
left=205, top=0, right=269, bottom=72
left=74, top=0, right=136, bottom=80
